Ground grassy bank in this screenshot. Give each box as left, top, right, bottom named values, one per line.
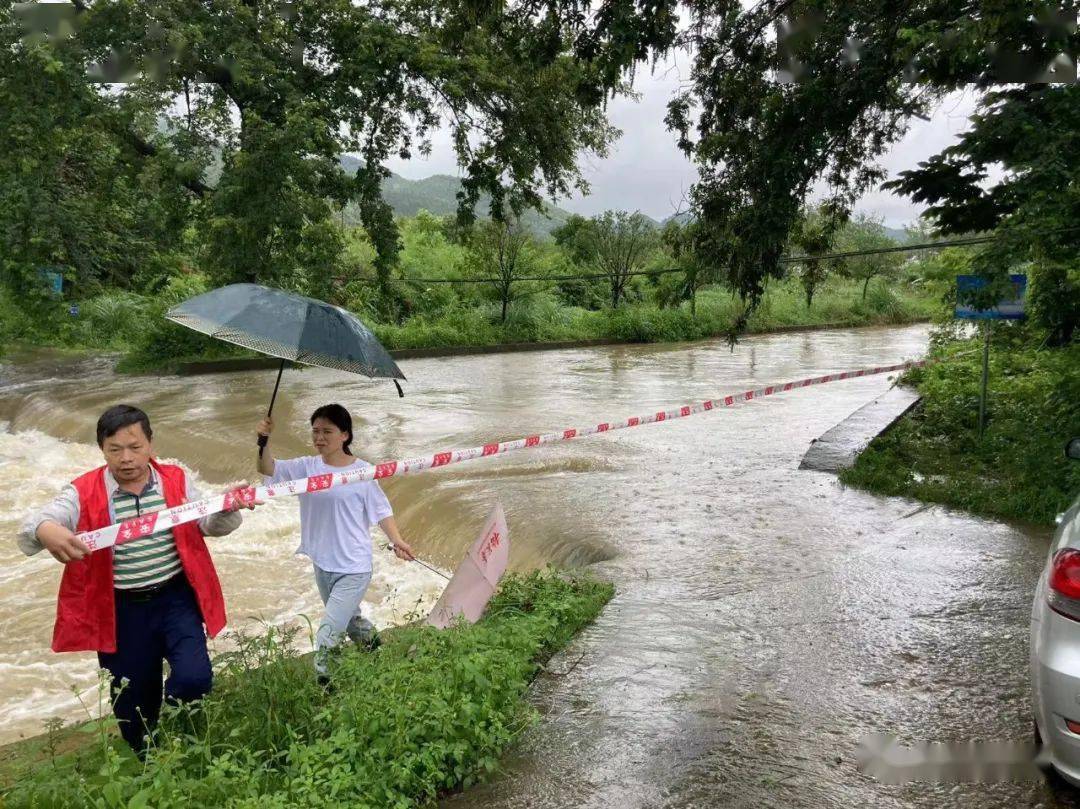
left=371, top=278, right=937, bottom=351
left=840, top=326, right=1080, bottom=526
left=1, top=571, right=613, bottom=808
left=1, top=276, right=940, bottom=373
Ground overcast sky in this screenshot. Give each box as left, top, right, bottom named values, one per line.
left=386, top=59, right=986, bottom=229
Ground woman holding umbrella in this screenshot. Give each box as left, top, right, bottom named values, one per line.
left=256, top=404, right=415, bottom=682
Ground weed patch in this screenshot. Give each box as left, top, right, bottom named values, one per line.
left=1, top=571, right=613, bottom=808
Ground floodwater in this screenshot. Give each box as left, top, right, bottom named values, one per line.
left=0, top=325, right=1070, bottom=807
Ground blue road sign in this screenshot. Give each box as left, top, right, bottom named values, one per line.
left=39, top=268, right=63, bottom=298
left=955, top=274, right=1027, bottom=320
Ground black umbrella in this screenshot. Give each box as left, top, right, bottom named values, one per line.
left=166, top=283, right=405, bottom=455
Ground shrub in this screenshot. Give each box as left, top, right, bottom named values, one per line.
left=72, top=292, right=154, bottom=348
left=600, top=304, right=699, bottom=343
left=855, top=282, right=905, bottom=319
left=2, top=268, right=942, bottom=372
left=114, top=274, right=247, bottom=372
left=2, top=572, right=614, bottom=808
left=501, top=294, right=575, bottom=343
left=841, top=327, right=1080, bottom=525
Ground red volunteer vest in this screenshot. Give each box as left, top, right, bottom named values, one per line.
left=50, top=459, right=227, bottom=653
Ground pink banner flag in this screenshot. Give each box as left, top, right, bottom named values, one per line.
left=427, top=503, right=509, bottom=629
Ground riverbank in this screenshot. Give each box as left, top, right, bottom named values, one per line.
left=177, top=320, right=934, bottom=374
left=0, top=571, right=613, bottom=807
left=840, top=327, right=1080, bottom=526
left=0, top=278, right=941, bottom=374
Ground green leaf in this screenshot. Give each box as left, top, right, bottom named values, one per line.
left=127, top=788, right=152, bottom=809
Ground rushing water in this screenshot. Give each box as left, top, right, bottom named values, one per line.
left=0, top=326, right=1066, bottom=807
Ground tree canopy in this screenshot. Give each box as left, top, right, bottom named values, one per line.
left=2, top=0, right=665, bottom=303
left=2, top=0, right=1075, bottom=340
left=887, top=85, right=1080, bottom=343
left=664, top=0, right=1075, bottom=314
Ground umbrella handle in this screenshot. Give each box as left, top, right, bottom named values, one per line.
left=258, top=359, right=286, bottom=458
left=267, top=359, right=286, bottom=415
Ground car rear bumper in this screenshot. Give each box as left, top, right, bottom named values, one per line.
left=1033, top=606, right=1080, bottom=786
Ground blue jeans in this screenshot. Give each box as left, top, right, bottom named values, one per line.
left=97, top=576, right=212, bottom=752
left=313, top=565, right=374, bottom=675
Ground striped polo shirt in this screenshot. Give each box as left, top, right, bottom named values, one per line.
left=111, top=483, right=182, bottom=590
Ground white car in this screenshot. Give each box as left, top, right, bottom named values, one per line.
left=1031, top=437, right=1080, bottom=785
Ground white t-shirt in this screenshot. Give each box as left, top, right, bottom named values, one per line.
left=265, top=455, right=393, bottom=574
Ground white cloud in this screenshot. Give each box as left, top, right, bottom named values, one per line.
left=386, top=59, right=986, bottom=228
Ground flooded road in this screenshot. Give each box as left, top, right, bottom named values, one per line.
left=0, top=325, right=1070, bottom=806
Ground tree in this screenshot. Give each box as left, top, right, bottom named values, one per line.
left=665, top=1, right=931, bottom=319
left=836, top=214, right=903, bottom=300
left=0, top=18, right=189, bottom=300
left=551, top=215, right=606, bottom=309
left=659, top=219, right=715, bottom=315
left=562, top=211, right=655, bottom=309
left=886, top=86, right=1080, bottom=344
left=464, top=218, right=534, bottom=322
left=906, top=245, right=974, bottom=285
left=660, top=0, right=1073, bottom=327
left=5, top=0, right=664, bottom=303
left=551, top=214, right=596, bottom=266
left=788, top=202, right=846, bottom=308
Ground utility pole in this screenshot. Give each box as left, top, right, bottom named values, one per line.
left=978, top=321, right=991, bottom=438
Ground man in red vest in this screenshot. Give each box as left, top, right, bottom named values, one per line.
left=18, top=404, right=257, bottom=753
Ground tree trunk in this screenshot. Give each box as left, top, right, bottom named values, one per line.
left=862, top=276, right=871, bottom=300
left=184, top=78, right=193, bottom=134
left=501, top=293, right=508, bottom=322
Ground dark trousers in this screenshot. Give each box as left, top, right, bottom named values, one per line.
left=97, top=576, right=213, bottom=752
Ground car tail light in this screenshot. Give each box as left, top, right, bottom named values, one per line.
left=1067, top=719, right=1080, bottom=735
left=1048, top=549, right=1080, bottom=621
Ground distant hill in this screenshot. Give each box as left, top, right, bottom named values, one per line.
left=339, top=156, right=576, bottom=238
left=662, top=212, right=693, bottom=227
left=882, top=226, right=910, bottom=243
left=203, top=148, right=913, bottom=242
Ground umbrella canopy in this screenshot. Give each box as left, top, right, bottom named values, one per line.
left=166, top=283, right=404, bottom=381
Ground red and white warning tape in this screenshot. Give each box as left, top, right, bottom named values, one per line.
left=77, top=359, right=924, bottom=552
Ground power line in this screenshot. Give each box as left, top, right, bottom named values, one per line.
left=782, top=224, right=1078, bottom=264
left=377, top=267, right=687, bottom=285
left=781, top=234, right=998, bottom=264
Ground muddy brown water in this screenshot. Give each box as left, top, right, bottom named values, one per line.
left=0, top=325, right=1072, bottom=807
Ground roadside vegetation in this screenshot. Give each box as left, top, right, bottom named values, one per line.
left=841, top=242, right=1080, bottom=527
left=841, top=324, right=1080, bottom=526
left=0, top=571, right=613, bottom=808
left=0, top=209, right=939, bottom=372
left=837, top=80, right=1080, bottom=528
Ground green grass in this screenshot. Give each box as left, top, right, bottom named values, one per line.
left=372, top=277, right=939, bottom=352
left=840, top=326, right=1080, bottom=526
left=1, top=275, right=938, bottom=372
left=0, top=275, right=239, bottom=368
left=0, top=571, right=613, bottom=808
